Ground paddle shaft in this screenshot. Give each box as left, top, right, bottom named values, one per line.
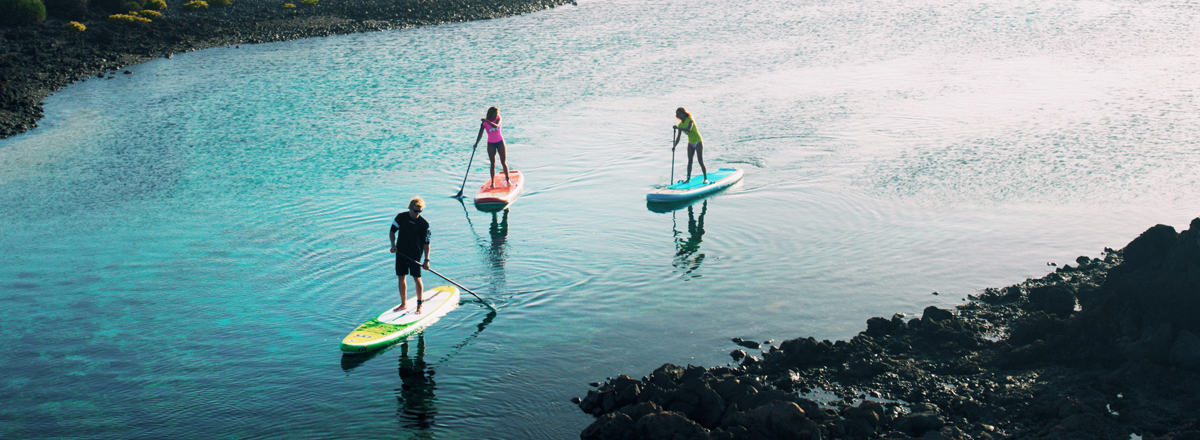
left=671, top=128, right=678, bottom=183
left=455, top=138, right=483, bottom=198
left=398, top=253, right=496, bottom=311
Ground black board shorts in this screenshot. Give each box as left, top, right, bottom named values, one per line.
left=396, top=256, right=422, bottom=277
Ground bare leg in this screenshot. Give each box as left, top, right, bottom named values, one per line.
left=414, top=276, right=424, bottom=314
left=695, top=141, right=708, bottom=182
left=686, top=144, right=696, bottom=181
left=487, top=144, right=497, bottom=187
left=393, top=277, right=408, bottom=311
left=498, top=141, right=510, bottom=184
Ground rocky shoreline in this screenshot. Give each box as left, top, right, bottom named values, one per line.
left=577, top=219, right=1200, bottom=440
left=0, top=0, right=572, bottom=138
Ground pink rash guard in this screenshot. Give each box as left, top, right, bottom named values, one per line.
left=482, top=118, right=504, bottom=143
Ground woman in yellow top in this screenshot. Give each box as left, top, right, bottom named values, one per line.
left=673, top=107, right=708, bottom=183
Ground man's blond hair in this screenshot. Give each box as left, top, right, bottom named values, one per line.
left=409, top=197, right=426, bottom=209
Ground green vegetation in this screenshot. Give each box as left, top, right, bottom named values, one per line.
left=107, top=12, right=150, bottom=23
left=143, top=0, right=164, bottom=9
left=281, top=2, right=293, bottom=7
left=64, top=20, right=86, bottom=31
left=136, top=8, right=159, bottom=17
left=300, top=0, right=316, bottom=5
left=182, top=0, right=205, bottom=9
left=0, top=0, right=47, bottom=26
left=208, top=0, right=229, bottom=6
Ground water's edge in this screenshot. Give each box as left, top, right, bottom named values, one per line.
left=577, top=220, right=1200, bottom=440
left=0, top=0, right=572, bottom=138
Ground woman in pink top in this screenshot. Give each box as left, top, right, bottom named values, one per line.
left=474, top=107, right=510, bottom=187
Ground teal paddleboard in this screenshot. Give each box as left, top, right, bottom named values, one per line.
left=647, top=167, right=743, bottom=202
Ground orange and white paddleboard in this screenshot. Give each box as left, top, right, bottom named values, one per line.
left=474, top=170, right=524, bottom=206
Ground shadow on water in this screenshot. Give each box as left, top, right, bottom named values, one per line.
left=340, top=346, right=389, bottom=371
left=645, top=197, right=703, bottom=214
left=473, top=201, right=511, bottom=213
left=396, top=333, right=436, bottom=430
left=672, top=200, right=707, bottom=276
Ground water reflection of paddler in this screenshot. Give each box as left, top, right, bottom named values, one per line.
left=673, top=200, right=707, bottom=274
left=488, top=208, right=509, bottom=266
left=396, top=333, right=437, bottom=430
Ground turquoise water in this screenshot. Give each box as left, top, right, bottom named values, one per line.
left=2, top=0, right=1199, bottom=437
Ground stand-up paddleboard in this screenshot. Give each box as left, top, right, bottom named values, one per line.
left=340, top=286, right=460, bottom=353
left=474, top=170, right=524, bottom=206
left=647, top=167, right=743, bottom=202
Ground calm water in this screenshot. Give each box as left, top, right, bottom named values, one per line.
left=2, top=0, right=1199, bottom=437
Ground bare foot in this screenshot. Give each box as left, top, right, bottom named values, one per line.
left=392, top=305, right=407, bottom=312
left=415, top=308, right=423, bottom=315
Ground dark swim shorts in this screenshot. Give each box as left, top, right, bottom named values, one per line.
left=396, top=256, right=422, bottom=277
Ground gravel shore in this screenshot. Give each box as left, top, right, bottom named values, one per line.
left=0, top=0, right=572, bottom=138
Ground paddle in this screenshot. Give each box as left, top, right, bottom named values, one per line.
left=671, top=127, right=679, bottom=183
left=453, top=138, right=483, bottom=199
left=398, top=254, right=496, bottom=311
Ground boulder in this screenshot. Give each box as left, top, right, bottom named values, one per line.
left=580, top=412, right=634, bottom=440
left=893, top=412, right=945, bottom=437
left=651, top=364, right=684, bottom=388
left=921, top=306, right=955, bottom=323
left=1026, top=284, right=1077, bottom=316
left=633, top=411, right=711, bottom=440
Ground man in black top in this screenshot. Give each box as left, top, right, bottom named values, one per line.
left=390, top=197, right=431, bottom=314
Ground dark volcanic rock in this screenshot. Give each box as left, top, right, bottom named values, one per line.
left=579, top=219, right=1200, bottom=439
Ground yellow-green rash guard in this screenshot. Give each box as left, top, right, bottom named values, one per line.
left=677, top=117, right=703, bottom=144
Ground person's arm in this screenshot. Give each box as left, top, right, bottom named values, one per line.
left=389, top=229, right=397, bottom=253
left=421, top=243, right=431, bottom=269
left=421, top=227, right=431, bottom=268
left=475, top=124, right=485, bottom=144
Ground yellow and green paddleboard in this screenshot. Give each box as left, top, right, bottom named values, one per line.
left=340, top=286, right=461, bottom=353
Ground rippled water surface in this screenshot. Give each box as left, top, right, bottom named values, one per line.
left=2, top=0, right=1199, bottom=437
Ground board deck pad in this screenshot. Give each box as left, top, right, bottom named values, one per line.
left=474, top=170, right=524, bottom=205
left=340, top=285, right=460, bottom=353
left=666, top=168, right=739, bottom=190
left=647, top=167, right=743, bottom=202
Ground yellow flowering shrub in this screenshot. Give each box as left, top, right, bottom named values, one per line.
left=137, top=9, right=161, bottom=17
left=209, top=0, right=231, bottom=5
left=108, top=13, right=151, bottom=23
left=282, top=2, right=294, bottom=7
left=144, top=0, right=166, bottom=9
left=300, top=0, right=316, bottom=5
left=183, top=0, right=206, bottom=8
left=64, top=21, right=87, bottom=31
